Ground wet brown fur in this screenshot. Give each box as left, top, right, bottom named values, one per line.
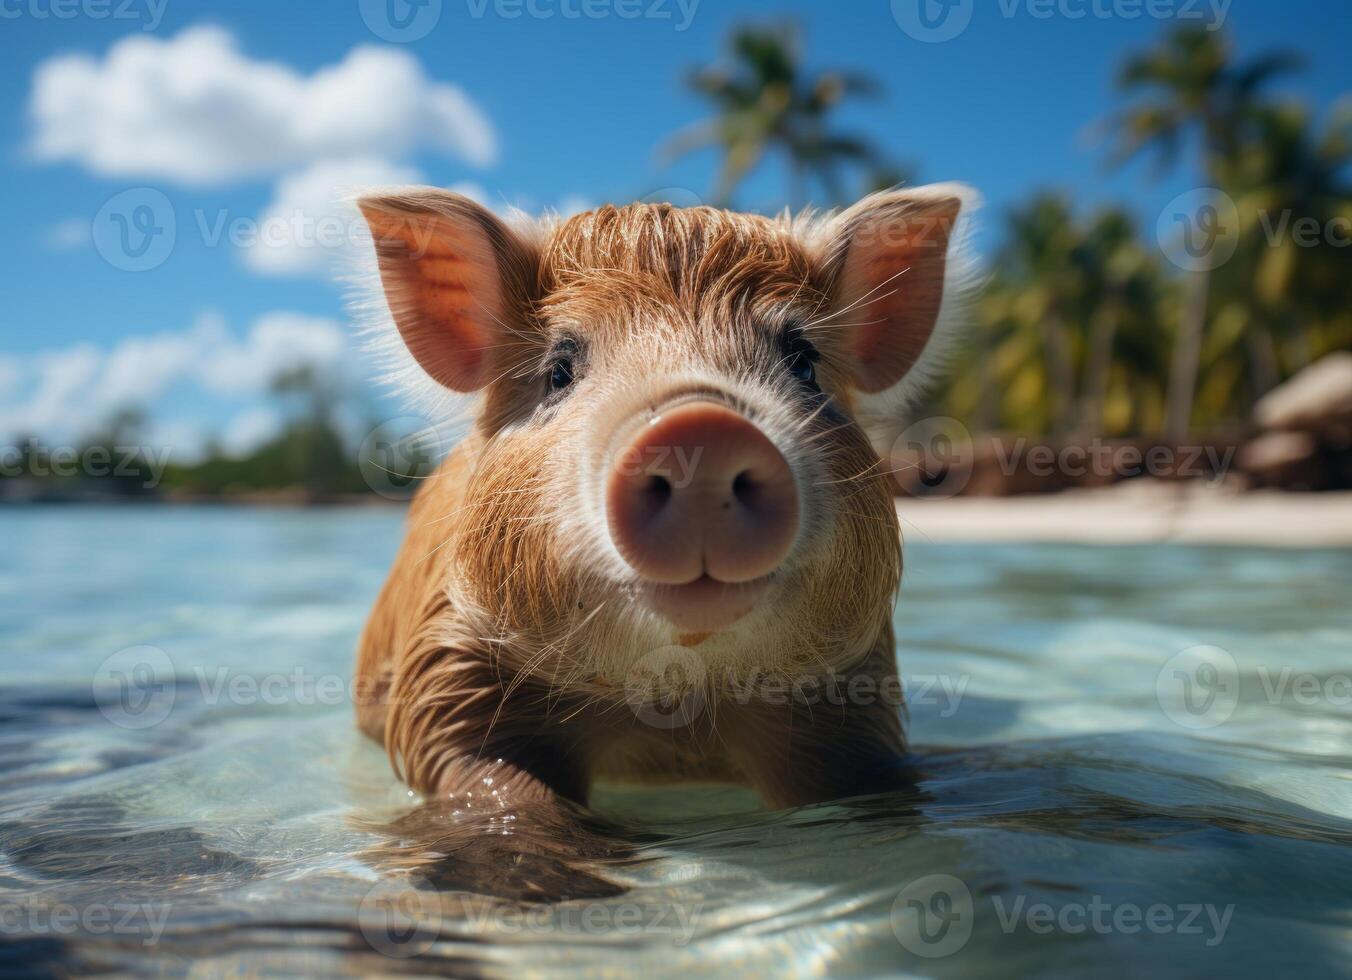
left=354, top=192, right=966, bottom=813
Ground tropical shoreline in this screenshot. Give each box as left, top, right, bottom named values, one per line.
left=897, top=482, right=1352, bottom=547
left=5, top=484, right=1350, bottom=547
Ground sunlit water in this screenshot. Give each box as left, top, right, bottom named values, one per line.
left=2, top=506, right=1350, bottom=976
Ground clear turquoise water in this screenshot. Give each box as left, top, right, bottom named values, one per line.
left=1, top=506, right=1350, bottom=976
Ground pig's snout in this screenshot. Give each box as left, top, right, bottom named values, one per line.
left=605, top=401, right=799, bottom=587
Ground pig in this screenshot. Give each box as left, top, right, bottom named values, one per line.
left=352, top=185, right=974, bottom=820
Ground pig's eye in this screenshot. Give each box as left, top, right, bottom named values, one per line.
left=544, top=338, right=581, bottom=395
left=549, top=357, right=575, bottom=391
left=782, top=331, right=820, bottom=388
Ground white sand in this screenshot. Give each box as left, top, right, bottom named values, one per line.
left=896, top=483, right=1352, bottom=547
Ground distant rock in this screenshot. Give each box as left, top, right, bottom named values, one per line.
left=1236, top=431, right=1323, bottom=491
left=1254, top=351, right=1352, bottom=434
left=1243, top=352, right=1352, bottom=491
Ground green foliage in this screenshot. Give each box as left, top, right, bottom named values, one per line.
left=2, top=367, right=379, bottom=503
left=936, top=25, right=1349, bottom=437
left=673, top=21, right=1348, bottom=439
left=158, top=365, right=372, bottom=501
left=8, top=23, right=1350, bottom=506
left=664, top=22, right=893, bottom=207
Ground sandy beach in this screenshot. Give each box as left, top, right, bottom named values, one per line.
left=896, top=483, right=1352, bottom=547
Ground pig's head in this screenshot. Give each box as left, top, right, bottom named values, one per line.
left=358, top=187, right=973, bottom=689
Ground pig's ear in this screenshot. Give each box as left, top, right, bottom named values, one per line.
left=818, top=184, right=976, bottom=396
left=358, top=189, right=535, bottom=393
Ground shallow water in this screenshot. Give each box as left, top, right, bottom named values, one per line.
left=1, top=505, right=1350, bottom=977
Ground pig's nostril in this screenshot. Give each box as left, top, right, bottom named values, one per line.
left=627, top=473, right=673, bottom=527
left=731, top=470, right=756, bottom=507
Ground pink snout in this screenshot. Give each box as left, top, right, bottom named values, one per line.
left=605, top=402, right=799, bottom=587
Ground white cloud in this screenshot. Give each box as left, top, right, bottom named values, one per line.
left=197, top=312, right=347, bottom=393
left=29, top=27, right=497, bottom=184
left=219, top=407, right=283, bottom=458
left=555, top=195, right=595, bottom=217
left=0, top=311, right=348, bottom=447
left=143, top=417, right=207, bottom=465
left=243, top=160, right=492, bottom=278
left=0, top=355, right=23, bottom=395
left=242, top=157, right=423, bottom=278
left=45, top=217, right=89, bottom=251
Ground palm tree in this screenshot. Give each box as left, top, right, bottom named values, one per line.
left=1105, top=26, right=1301, bottom=439
left=941, top=275, right=1026, bottom=433
left=998, top=195, right=1085, bottom=435
left=1237, top=101, right=1352, bottom=369
left=1073, top=209, right=1158, bottom=434
left=1173, top=102, right=1352, bottom=430
left=664, top=24, right=888, bottom=208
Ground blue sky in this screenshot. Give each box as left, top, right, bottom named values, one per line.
left=1, top=0, right=1348, bottom=455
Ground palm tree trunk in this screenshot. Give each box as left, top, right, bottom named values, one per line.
left=1045, top=310, right=1078, bottom=436
left=1289, top=321, right=1313, bottom=373
left=1078, top=288, right=1124, bottom=435
left=1166, top=267, right=1210, bottom=441
left=1243, top=319, right=1281, bottom=400
left=976, top=326, right=1000, bottom=432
